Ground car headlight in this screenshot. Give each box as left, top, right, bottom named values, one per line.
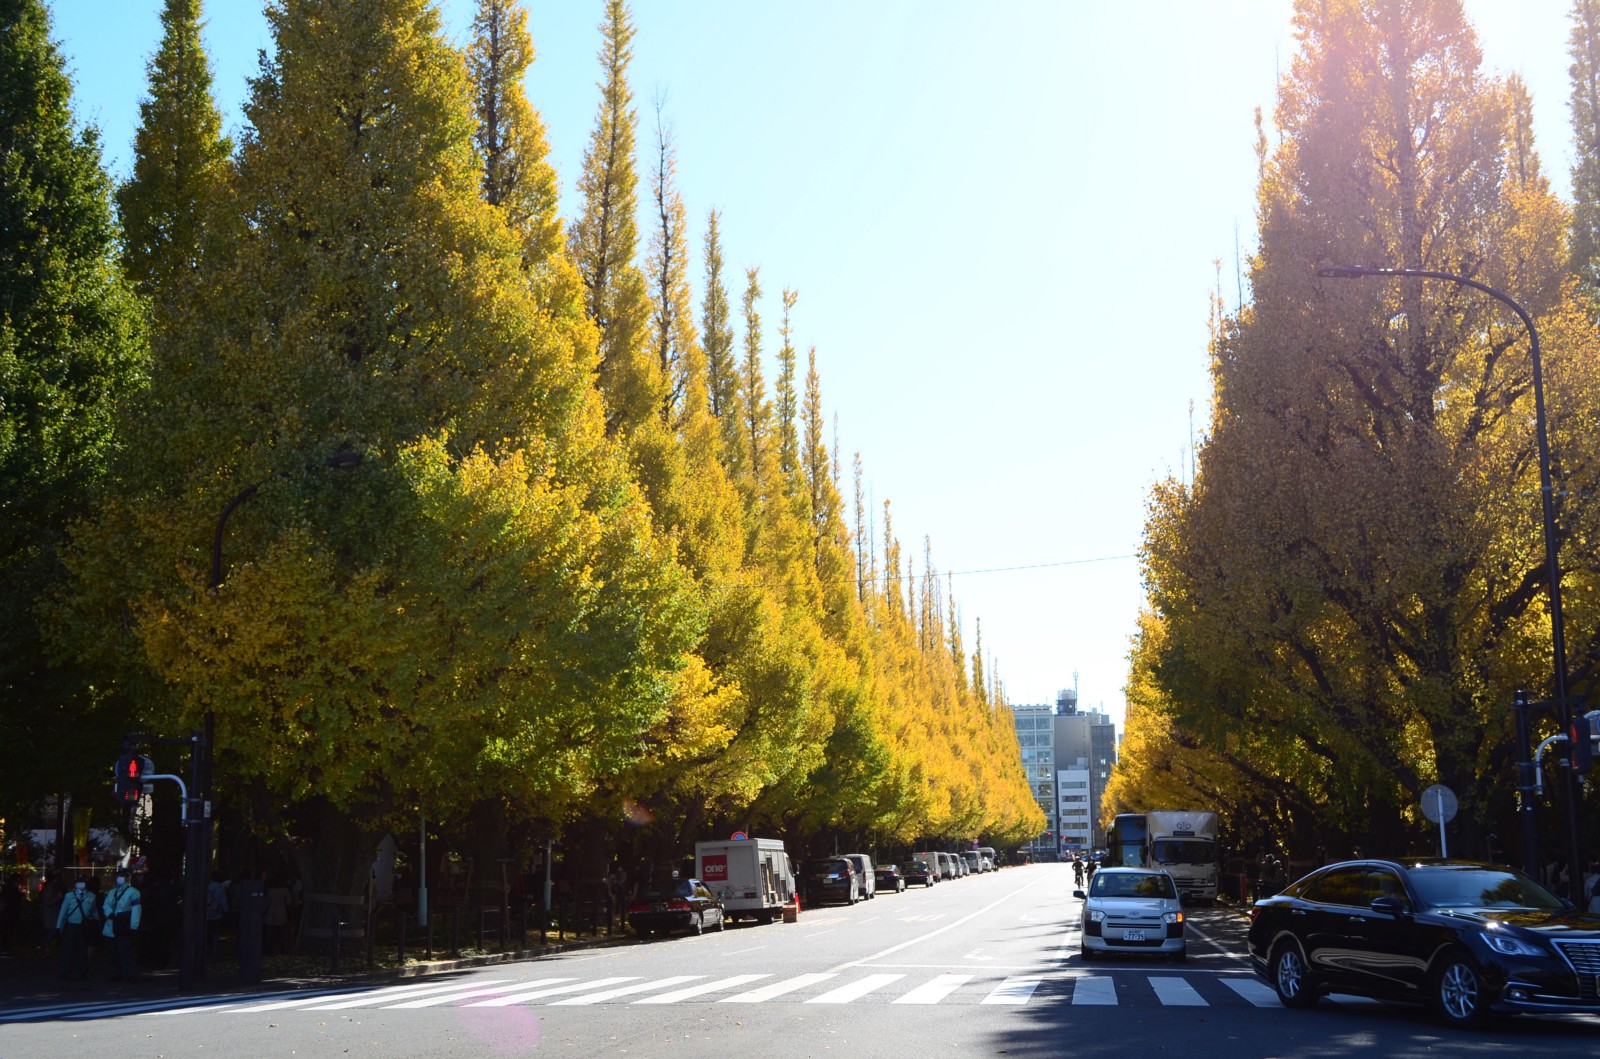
left=1163, top=911, right=1184, bottom=924
left=1087, top=909, right=1106, bottom=923
left=1481, top=932, right=1544, bottom=957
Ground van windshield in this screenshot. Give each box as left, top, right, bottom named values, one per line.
left=803, top=860, right=847, bottom=874
left=1151, top=839, right=1214, bottom=866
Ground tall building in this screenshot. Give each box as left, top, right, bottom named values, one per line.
left=1009, top=702, right=1057, bottom=856
left=1009, top=688, right=1118, bottom=857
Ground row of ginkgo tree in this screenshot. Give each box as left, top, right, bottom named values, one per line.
left=1107, top=0, right=1600, bottom=865
left=0, top=0, right=1042, bottom=889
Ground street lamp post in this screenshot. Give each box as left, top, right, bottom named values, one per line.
left=1316, top=266, right=1584, bottom=902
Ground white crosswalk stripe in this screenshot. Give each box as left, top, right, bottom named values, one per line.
left=892, top=973, right=972, bottom=1004
left=465, top=977, right=638, bottom=1006
left=1220, top=977, right=1281, bottom=1008
left=721, top=972, right=837, bottom=1002
left=1147, top=976, right=1206, bottom=1006
left=634, top=974, right=772, bottom=1003
left=549, top=976, right=703, bottom=1005
left=981, top=976, right=1043, bottom=1005
left=806, top=973, right=905, bottom=1004
left=1071, top=975, right=1118, bottom=1005
left=4, top=971, right=1311, bottom=1019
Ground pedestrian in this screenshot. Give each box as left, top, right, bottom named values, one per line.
left=263, top=873, right=292, bottom=956
left=100, top=871, right=142, bottom=980
left=0, top=874, right=23, bottom=955
left=141, top=870, right=178, bottom=968
left=38, top=873, right=64, bottom=955
left=206, top=870, right=230, bottom=957
left=57, top=878, right=99, bottom=979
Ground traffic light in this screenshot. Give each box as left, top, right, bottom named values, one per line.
left=1572, top=720, right=1594, bottom=774
left=112, top=753, right=153, bottom=802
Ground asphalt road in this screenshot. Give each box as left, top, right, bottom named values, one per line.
left=4, top=863, right=1599, bottom=1058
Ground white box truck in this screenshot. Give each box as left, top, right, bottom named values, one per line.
left=1146, top=810, right=1219, bottom=903
left=694, top=837, right=795, bottom=924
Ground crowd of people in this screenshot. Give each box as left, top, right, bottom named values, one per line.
left=0, top=866, right=304, bottom=982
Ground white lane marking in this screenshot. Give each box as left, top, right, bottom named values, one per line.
left=829, top=873, right=1050, bottom=972
left=231, top=979, right=509, bottom=1013
left=1220, top=978, right=1281, bottom=1008
left=805, top=973, right=905, bottom=1004
left=981, top=976, right=1043, bottom=1005
left=1072, top=976, right=1118, bottom=1005
left=962, top=949, right=993, bottom=961
left=1148, top=976, right=1207, bottom=1006
left=720, top=973, right=837, bottom=1003
left=466, top=977, right=638, bottom=1006
left=893, top=973, right=974, bottom=1004
left=634, top=974, right=772, bottom=1004
left=307, top=979, right=512, bottom=1010
left=899, top=914, right=945, bottom=922
left=804, top=929, right=837, bottom=938
left=718, top=946, right=767, bottom=956
left=549, top=976, right=703, bottom=1005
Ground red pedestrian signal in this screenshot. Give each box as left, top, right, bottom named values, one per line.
left=1572, top=721, right=1594, bottom=774
left=112, top=754, right=154, bottom=802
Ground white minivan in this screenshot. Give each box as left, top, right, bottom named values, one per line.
left=843, top=853, right=877, bottom=899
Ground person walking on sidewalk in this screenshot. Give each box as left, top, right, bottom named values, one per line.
left=101, top=872, right=142, bottom=980
left=57, top=879, right=99, bottom=980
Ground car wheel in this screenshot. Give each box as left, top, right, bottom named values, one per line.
left=1432, top=952, right=1490, bottom=1029
left=1169, top=946, right=1187, bottom=964
left=716, top=909, right=726, bottom=932
left=1270, top=941, right=1317, bottom=1009
left=691, top=913, right=703, bottom=936
left=1080, top=944, right=1096, bottom=962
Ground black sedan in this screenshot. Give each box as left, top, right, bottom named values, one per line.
left=1248, top=858, right=1600, bottom=1028
left=627, top=877, right=725, bottom=937
left=901, top=858, right=938, bottom=887
left=874, top=864, right=907, bottom=893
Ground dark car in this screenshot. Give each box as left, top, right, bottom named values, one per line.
left=902, top=858, right=938, bottom=887
left=627, top=877, right=724, bottom=937
left=1248, top=858, right=1600, bottom=1028
left=801, top=857, right=862, bottom=906
left=874, top=864, right=906, bottom=893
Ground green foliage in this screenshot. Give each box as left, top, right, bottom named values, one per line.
left=53, top=0, right=697, bottom=851
left=115, top=0, right=232, bottom=302
left=468, top=0, right=562, bottom=272
left=0, top=0, right=148, bottom=818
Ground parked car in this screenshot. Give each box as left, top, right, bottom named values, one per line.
left=843, top=854, right=877, bottom=899
left=1075, top=866, right=1186, bottom=962
left=627, top=876, right=725, bottom=937
left=874, top=864, right=906, bottom=893
left=902, top=858, right=938, bottom=887
left=1248, top=858, right=1600, bottom=1028
left=951, top=853, right=969, bottom=877
left=936, top=852, right=958, bottom=880
left=801, top=857, right=863, bottom=906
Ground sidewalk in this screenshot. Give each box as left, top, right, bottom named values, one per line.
left=0, top=931, right=632, bottom=1011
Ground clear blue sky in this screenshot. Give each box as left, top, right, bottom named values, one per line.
left=45, top=0, right=1577, bottom=733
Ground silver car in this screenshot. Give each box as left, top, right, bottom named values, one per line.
left=1075, top=867, right=1186, bottom=962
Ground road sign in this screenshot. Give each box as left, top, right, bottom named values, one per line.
left=1421, top=784, right=1457, bottom=858
left=1420, top=784, right=1457, bottom=824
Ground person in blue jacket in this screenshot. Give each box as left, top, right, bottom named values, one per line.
left=101, top=872, right=142, bottom=981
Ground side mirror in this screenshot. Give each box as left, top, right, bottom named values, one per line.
left=1073, top=890, right=1086, bottom=899
left=1370, top=895, right=1406, bottom=917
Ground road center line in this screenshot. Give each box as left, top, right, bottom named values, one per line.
left=827, top=875, right=1050, bottom=972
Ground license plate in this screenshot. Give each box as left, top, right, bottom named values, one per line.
left=1121, top=929, right=1145, bottom=942
left=651, top=903, right=665, bottom=912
